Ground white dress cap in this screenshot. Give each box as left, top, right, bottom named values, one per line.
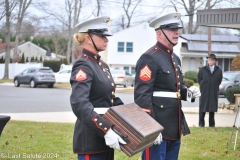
left=149, top=12, right=182, bottom=30
left=75, top=16, right=112, bottom=36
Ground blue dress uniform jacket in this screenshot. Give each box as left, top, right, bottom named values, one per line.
left=70, top=48, right=122, bottom=154
left=134, top=41, right=190, bottom=140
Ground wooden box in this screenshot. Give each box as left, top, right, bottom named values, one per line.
left=102, top=103, right=164, bottom=157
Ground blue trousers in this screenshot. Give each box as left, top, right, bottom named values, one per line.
left=142, top=139, right=181, bottom=160
left=78, top=150, right=114, bottom=160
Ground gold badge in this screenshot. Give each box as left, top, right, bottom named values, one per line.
left=174, top=13, right=178, bottom=18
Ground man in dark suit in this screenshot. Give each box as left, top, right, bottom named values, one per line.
left=198, top=54, right=223, bottom=127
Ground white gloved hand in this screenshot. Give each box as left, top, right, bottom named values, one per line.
left=189, top=86, right=201, bottom=98
left=104, top=128, right=127, bottom=151
left=153, top=133, right=162, bottom=145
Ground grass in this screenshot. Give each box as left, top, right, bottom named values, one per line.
left=0, top=78, right=13, bottom=83
left=1, top=121, right=240, bottom=160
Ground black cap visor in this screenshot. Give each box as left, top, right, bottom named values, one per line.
left=155, top=23, right=182, bottom=31
left=88, top=28, right=112, bottom=36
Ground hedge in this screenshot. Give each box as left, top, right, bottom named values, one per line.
left=183, top=78, right=194, bottom=88
left=225, top=86, right=240, bottom=104
left=184, top=71, right=198, bottom=83
left=43, top=61, right=61, bottom=72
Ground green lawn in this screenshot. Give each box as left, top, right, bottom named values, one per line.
left=1, top=121, right=240, bottom=160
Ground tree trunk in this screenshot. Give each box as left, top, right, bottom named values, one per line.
left=4, top=0, right=10, bottom=79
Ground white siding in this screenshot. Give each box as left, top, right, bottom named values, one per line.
left=107, top=22, right=156, bottom=66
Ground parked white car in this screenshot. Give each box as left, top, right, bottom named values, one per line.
left=111, top=70, right=134, bottom=87
left=55, top=69, right=71, bottom=83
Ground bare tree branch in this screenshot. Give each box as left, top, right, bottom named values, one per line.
left=122, top=0, right=142, bottom=29
left=13, top=0, right=33, bottom=62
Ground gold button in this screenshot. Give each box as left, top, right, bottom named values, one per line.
left=111, top=99, right=114, bottom=104
left=178, top=89, right=180, bottom=92
left=103, top=69, right=106, bottom=72
left=112, top=92, right=115, bottom=95
left=177, top=75, right=179, bottom=78
left=173, top=62, right=176, bottom=64
left=99, top=123, right=102, bottom=126
left=94, top=55, right=97, bottom=59
left=108, top=76, right=110, bottom=79
left=167, top=50, right=170, bottom=53
left=178, top=82, right=180, bottom=85
left=176, top=68, right=178, bottom=71
left=104, top=127, right=107, bottom=131
left=111, top=83, right=114, bottom=87
left=160, top=105, right=163, bottom=108
left=94, top=118, right=97, bottom=121
left=155, top=47, right=157, bottom=49
left=167, top=71, right=170, bottom=73
left=99, top=62, right=102, bottom=66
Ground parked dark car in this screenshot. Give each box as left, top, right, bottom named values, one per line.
left=219, top=71, right=240, bottom=96
left=13, top=67, right=55, bottom=88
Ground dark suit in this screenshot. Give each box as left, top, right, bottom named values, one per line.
left=198, top=64, right=222, bottom=127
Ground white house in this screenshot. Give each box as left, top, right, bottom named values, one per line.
left=106, top=22, right=156, bottom=75
left=0, top=41, right=65, bottom=61
left=0, top=41, right=66, bottom=79
left=180, top=34, right=240, bottom=72
left=105, top=22, right=187, bottom=75
left=104, top=22, right=240, bottom=75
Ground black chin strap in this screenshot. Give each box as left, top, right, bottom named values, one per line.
left=88, top=33, right=100, bottom=52
left=160, top=29, right=177, bottom=46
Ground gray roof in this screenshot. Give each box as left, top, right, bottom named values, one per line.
left=187, top=43, right=240, bottom=53
left=181, top=34, right=240, bottom=42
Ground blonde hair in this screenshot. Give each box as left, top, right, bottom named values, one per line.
left=73, top=33, right=88, bottom=46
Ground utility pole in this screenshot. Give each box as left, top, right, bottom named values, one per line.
left=207, top=0, right=211, bottom=56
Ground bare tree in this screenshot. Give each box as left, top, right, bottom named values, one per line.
left=93, top=0, right=101, bottom=17
left=3, top=0, right=17, bottom=79
left=13, top=0, right=33, bottom=62
left=0, top=0, right=6, bottom=21
left=39, top=0, right=84, bottom=64
left=121, top=0, right=142, bottom=29
left=168, top=0, right=237, bottom=34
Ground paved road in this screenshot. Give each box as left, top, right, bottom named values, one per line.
left=0, top=83, right=237, bottom=127
left=0, top=84, right=229, bottom=113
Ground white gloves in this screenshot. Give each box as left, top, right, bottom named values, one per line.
left=153, top=133, right=162, bottom=145
left=189, top=86, right=201, bottom=98
left=104, top=128, right=126, bottom=151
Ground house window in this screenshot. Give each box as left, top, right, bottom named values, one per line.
left=218, top=58, right=223, bottom=69
left=126, top=42, right=133, bottom=52
left=131, top=67, right=136, bottom=76
left=123, top=66, right=129, bottom=72
left=118, top=42, right=124, bottom=52
left=224, top=59, right=229, bottom=72
left=117, top=42, right=133, bottom=52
